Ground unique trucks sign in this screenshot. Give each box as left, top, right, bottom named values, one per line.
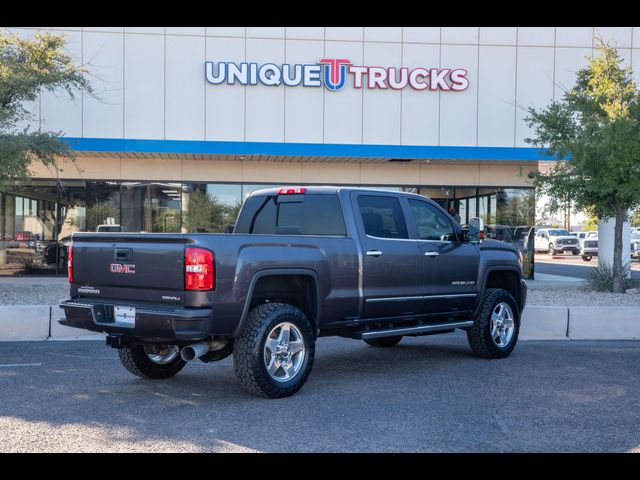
left=205, top=58, right=468, bottom=92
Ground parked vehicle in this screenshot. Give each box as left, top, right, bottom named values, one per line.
left=96, top=224, right=125, bottom=233
left=6, top=231, right=38, bottom=249
left=631, top=233, right=640, bottom=260
left=534, top=228, right=580, bottom=255
left=574, top=231, right=596, bottom=250
left=483, top=224, right=514, bottom=243
left=581, top=232, right=640, bottom=262
left=59, top=186, right=528, bottom=398
left=581, top=236, right=598, bottom=261
left=43, top=236, right=72, bottom=268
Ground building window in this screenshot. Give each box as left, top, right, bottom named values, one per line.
left=182, top=183, right=242, bottom=233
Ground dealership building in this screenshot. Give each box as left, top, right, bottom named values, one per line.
left=2, top=26, right=638, bottom=273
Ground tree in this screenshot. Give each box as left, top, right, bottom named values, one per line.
left=581, top=211, right=599, bottom=232
left=525, top=39, right=640, bottom=293
left=0, top=29, right=92, bottom=188
left=183, top=190, right=237, bottom=233
left=86, top=201, right=118, bottom=231
left=153, top=209, right=181, bottom=233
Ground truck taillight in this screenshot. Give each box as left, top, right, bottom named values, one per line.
left=277, top=186, right=306, bottom=195
left=185, top=247, right=214, bottom=291
left=68, top=244, right=74, bottom=283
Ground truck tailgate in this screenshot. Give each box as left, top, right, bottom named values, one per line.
left=72, top=233, right=186, bottom=302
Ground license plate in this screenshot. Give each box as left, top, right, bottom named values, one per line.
left=114, top=306, right=136, bottom=328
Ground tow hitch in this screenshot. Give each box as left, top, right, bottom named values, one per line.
left=105, top=333, right=131, bottom=349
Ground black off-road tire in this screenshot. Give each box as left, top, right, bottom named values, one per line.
left=582, top=255, right=592, bottom=262
left=363, top=336, right=403, bottom=347
left=233, top=303, right=316, bottom=398
left=118, top=345, right=186, bottom=379
left=548, top=244, right=556, bottom=255
left=467, top=288, right=519, bottom=359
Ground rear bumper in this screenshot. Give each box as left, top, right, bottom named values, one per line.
left=58, top=300, right=213, bottom=343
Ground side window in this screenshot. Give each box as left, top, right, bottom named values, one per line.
left=407, top=199, right=456, bottom=242
left=357, top=195, right=408, bottom=239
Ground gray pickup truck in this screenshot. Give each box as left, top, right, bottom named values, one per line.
left=59, top=186, right=527, bottom=398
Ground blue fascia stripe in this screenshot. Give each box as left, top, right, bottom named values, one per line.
left=60, top=137, right=559, bottom=161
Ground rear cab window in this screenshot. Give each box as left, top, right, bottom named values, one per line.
left=235, top=193, right=347, bottom=236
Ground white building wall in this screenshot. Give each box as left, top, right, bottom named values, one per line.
left=82, top=31, right=124, bottom=138
left=9, top=27, right=640, bottom=149
left=123, top=33, right=164, bottom=139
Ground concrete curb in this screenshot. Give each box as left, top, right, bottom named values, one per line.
left=0, top=304, right=639, bottom=341
left=0, top=305, right=51, bottom=341
left=520, top=305, right=640, bottom=340
left=568, top=306, right=640, bottom=340
left=519, top=306, right=569, bottom=340
left=0, top=305, right=105, bottom=341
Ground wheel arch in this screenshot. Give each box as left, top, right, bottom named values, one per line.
left=477, top=267, right=522, bottom=321
left=233, top=269, right=321, bottom=338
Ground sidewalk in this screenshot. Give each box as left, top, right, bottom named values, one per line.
left=526, top=272, right=586, bottom=289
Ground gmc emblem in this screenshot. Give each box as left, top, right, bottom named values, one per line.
left=110, top=263, right=136, bottom=274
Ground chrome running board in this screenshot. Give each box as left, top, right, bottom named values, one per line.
left=360, top=320, right=474, bottom=339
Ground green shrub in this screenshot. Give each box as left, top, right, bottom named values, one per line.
left=587, top=261, right=637, bottom=292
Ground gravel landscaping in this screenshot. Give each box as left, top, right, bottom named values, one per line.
left=0, top=278, right=69, bottom=306
left=527, top=286, right=640, bottom=307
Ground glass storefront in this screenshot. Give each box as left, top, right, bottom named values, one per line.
left=0, top=181, right=534, bottom=276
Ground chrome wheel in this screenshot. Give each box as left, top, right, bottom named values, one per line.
left=490, top=302, right=515, bottom=348
left=264, top=322, right=306, bottom=383
left=144, top=345, right=180, bottom=365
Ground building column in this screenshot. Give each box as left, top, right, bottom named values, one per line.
left=181, top=190, right=190, bottom=234
left=598, top=212, right=631, bottom=277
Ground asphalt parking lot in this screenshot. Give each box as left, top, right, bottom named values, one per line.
left=535, top=252, right=640, bottom=279
left=1, top=334, right=638, bottom=452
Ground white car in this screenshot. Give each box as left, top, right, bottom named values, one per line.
left=574, top=230, right=597, bottom=248
left=582, top=232, right=640, bottom=262
left=581, top=235, right=598, bottom=261
left=96, top=224, right=124, bottom=233
left=534, top=228, right=580, bottom=255
left=632, top=233, right=640, bottom=260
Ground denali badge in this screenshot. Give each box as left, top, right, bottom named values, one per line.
left=161, top=295, right=181, bottom=301
left=110, top=263, right=136, bottom=274
left=78, top=286, right=100, bottom=294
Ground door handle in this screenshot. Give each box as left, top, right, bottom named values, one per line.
left=424, top=251, right=439, bottom=257
left=366, top=250, right=383, bottom=257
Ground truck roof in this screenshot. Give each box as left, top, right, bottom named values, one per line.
left=247, top=185, right=427, bottom=199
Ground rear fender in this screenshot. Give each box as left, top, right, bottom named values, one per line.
left=233, top=269, right=321, bottom=337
